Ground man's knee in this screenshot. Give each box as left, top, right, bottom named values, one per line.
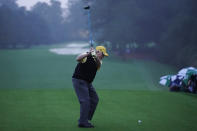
left=92, top=96, right=99, bottom=104
left=79, top=98, right=90, bottom=104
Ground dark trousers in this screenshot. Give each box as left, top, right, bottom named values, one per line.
left=72, top=78, right=99, bottom=124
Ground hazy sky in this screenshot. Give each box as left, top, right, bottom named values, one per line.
left=17, top=0, right=69, bottom=10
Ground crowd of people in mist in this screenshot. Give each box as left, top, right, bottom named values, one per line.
left=0, top=0, right=197, bottom=67
left=169, top=74, right=197, bottom=94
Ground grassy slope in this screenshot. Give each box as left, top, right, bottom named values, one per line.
left=0, top=48, right=197, bottom=131
left=0, top=49, right=75, bottom=88
left=0, top=48, right=176, bottom=90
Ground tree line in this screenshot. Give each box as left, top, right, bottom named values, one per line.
left=1, top=0, right=197, bottom=67
left=0, top=0, right=87, bottom=49
left=89, top=0, right=197, bottom=67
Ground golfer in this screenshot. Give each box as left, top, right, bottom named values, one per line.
left=72, top=46, right=108, bottom=128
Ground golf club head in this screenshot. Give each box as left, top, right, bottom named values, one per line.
left=84, top=5, right=90, bottom=10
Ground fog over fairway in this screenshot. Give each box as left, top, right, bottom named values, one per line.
left=1, top=0, right=197, bottom=67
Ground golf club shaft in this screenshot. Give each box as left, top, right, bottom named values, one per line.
left=87, top=9, right=93, bottom=47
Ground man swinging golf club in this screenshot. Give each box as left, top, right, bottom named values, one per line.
left=72, top=46, right=108, bottom=128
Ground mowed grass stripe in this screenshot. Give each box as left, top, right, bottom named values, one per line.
left=0, top=49, right=75, bottom=88
left=0, top=88, right=197, bottom=131
left=1, top=49, right=175, bottom=90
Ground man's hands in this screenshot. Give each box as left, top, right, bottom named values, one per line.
left=89, top=47, right=96, bottom=56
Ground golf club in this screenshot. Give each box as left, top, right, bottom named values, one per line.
left=84, top=5, right=93, bottom=47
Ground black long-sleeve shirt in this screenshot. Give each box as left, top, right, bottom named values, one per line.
left=72, top=54, right=99, bottom=83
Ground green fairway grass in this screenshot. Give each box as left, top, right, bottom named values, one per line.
left=0, top=88, right=197, bottom=131
left=0, top=48, right=176, bottom=90
left=0, top=46, right=197, bottom=131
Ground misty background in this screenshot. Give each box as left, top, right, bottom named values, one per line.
left=0, top=0, right=197, bottom=67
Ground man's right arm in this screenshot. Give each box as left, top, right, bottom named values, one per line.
left=76, top=48, right=95, bottom=62
left=76, top=52, right=90, bottom=62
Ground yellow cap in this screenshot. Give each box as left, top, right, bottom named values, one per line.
left=96, top=46, right=109, bottom=56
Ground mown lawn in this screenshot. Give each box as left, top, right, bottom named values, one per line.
left=0, top=47, right=196, bottom=131
left=0, top=48, right=176, bottom=90
left=0, top=88, right=197, bottom=131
